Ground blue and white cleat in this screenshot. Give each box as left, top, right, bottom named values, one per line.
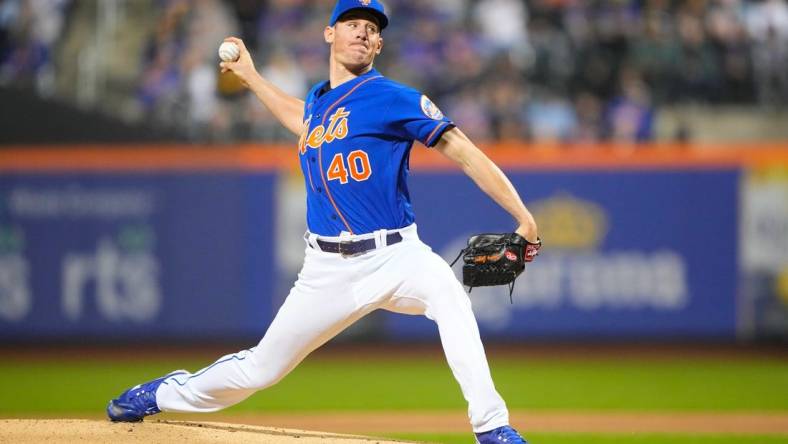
left=475, top=425, right=528, bottom=444
left=106, top=370, right=187, bottom=422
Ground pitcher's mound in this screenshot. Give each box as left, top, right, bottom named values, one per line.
left=0, top=419, right=417, bottom=443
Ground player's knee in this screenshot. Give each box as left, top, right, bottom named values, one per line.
left=245, top=364, right=288, bottom=389
left=241, top=353, right=291, bottom=390
left=422, top=279, right=468, bottom=309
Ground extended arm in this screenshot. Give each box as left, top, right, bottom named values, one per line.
left=434, top=127, right=538, bottom=242
left=219, top=37, right=305, bottom=136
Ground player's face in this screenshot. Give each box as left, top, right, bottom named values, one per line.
left=325, top=11, right=383, bottom=71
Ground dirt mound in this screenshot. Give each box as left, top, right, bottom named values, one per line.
left=0, top=419, right=417, bottom=444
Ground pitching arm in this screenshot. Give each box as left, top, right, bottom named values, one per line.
left=219, top=37, right=306, bottom=137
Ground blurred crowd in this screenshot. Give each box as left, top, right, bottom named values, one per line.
left=1, top=0, right=788, bottom=143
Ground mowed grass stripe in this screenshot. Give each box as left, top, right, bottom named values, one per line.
left=0, top=356, right=786, bottom=413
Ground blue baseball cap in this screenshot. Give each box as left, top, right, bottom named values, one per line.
left=329, top=0, right=389, bottom=30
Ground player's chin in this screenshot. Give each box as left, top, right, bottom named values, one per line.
left=343, top=56, right=375, bottom=71
left=341, top=50, right=374, bottom=65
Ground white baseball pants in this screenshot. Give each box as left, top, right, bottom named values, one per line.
left=155, top=224, right=509, bottom=433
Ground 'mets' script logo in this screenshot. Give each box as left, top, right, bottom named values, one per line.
left=299, top=107, right=350, bottom=154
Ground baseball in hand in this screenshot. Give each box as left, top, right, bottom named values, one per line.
left=218, top=41, right=240, bottom=62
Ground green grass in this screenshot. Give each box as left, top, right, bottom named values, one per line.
left=0, top=354, right=786, bottom=413
left=3, top=353, right=786, bottom=443
left=393, top=433, right=788, bottom=444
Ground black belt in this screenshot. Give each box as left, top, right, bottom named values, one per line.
left=316, top=232, right=403, bottom=256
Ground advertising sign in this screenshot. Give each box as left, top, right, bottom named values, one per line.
left=739, top=166, right=788, bottom=339
left=383, top=169, right=739, bottom=339
left=0, top=173, right=276, bottom=340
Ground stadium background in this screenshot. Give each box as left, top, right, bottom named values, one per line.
left=1, top=1, right=787, bottom=443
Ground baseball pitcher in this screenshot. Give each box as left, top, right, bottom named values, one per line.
left=107, top=1, right=540, bottom=443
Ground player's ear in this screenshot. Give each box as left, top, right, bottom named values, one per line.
left=324, top=26, right=334, bottom=44
left=375, top=37, right=383, bottom=55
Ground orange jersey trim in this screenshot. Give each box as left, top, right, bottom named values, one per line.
left=424, top=121, right=449, bottom=147
left=315, top=75, right=382, bottom=235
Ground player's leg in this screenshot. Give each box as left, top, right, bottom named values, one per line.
left=375, top=237, right=509, bottom=433
left=155, top=301, right=363, bottom=412
left=110, top=246, right=370, bottom=419
left=155, top=247, right=371, bottom=412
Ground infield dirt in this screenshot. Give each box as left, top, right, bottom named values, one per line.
left=0, top=419, right=417, bottom=444
left=190, top=411, right=788, bottom=435
left=4, top=411, right=787, bottom=441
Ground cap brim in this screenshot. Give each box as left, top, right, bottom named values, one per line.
left=335, top=7, right=388, bottom=30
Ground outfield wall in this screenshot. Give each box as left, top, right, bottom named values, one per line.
left=0, top=145, right=786, bottom=341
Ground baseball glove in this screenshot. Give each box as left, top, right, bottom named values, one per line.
left=450, top=233, right=541, bottom=301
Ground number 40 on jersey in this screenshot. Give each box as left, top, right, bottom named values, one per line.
left=326, top=150, right=371, bottom=184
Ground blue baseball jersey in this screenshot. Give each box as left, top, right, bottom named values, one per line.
left=298, top=68, right=454, bottom=236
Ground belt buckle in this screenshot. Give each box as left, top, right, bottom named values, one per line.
left=338, top=240, right=361, bottom=258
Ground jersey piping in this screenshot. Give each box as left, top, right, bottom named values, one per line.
left=316, top=75, right=383, bottom=235
left=425, top=121, right=450, bottom=147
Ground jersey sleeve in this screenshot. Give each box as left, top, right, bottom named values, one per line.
left=384, top=88, right=454, bottom=147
